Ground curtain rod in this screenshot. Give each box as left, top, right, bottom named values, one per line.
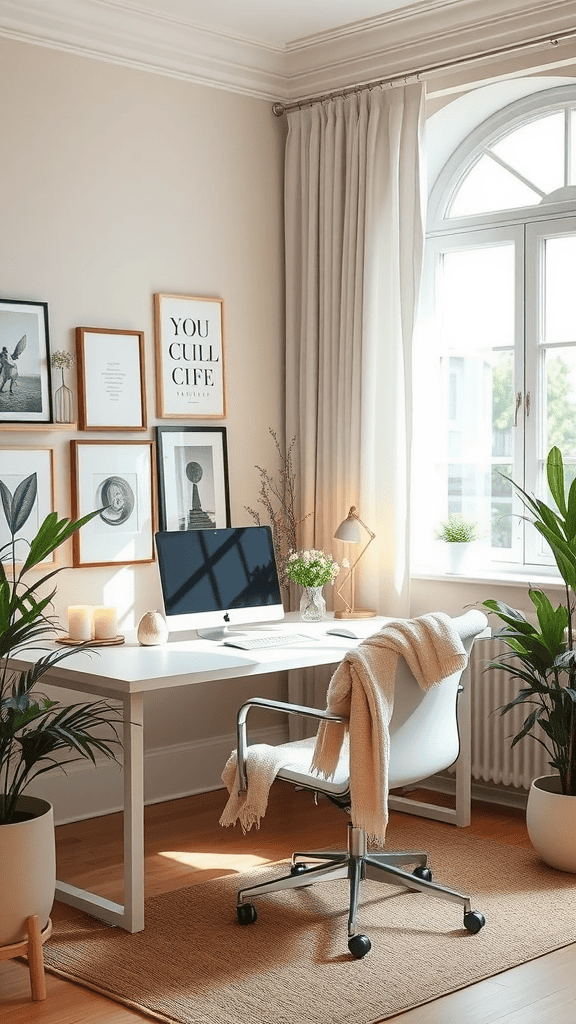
left=272, top=26, right=576, bottom=116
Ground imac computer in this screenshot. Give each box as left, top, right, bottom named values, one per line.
left=155, top=526, right=285, bottom=640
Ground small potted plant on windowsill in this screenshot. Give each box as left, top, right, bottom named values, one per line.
left=435, top=513, right=480, bottom=574
left=483, top=447, right=576, bottom=872
left=0, top=472, right=121, bottom=946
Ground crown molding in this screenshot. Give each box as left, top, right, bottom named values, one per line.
left=0, top=0, right=575, bottom=102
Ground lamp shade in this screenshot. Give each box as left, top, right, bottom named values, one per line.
left=334, top=513, right=362, bottom=544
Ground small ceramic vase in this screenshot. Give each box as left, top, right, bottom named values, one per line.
left=137, top=610, right=169, bottom=646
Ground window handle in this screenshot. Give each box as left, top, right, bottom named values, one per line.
left=526, top=391, right=531, bottom=417
left=514, top=391, right=522, bottom=426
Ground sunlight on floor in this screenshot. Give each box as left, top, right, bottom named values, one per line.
left=158, top=850, right=269, bottom=871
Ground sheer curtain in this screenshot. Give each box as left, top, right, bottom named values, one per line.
left=284, top=85, right=426, bottom=731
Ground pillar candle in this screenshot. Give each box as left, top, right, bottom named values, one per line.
left=67, top=605, right=94, bottom=641
left=93, top=606, right=118, bottom=640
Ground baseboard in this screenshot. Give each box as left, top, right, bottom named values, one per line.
left=27, top=724, right=288, bottom=825
left=417, top=772, right=530, bottom=811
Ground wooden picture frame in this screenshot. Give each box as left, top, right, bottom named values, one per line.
left=153, top=294, right=225, bottom=419
left=75, top=327, right=147, bottom=430
left=70, top=440, right=155, bottom=567
left=0, top=299, right=52, bottom=424
left=155, top=426, right=230, bottom=532
left=0, top=447, right=55, bottom=565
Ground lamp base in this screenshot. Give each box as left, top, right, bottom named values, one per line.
left=334, top=609, right=377, bottom=619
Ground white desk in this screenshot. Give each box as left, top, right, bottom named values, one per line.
left=10, top=613, right=471, bottom=932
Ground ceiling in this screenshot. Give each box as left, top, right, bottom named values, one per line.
left=0, top=0, right=575, bottom=101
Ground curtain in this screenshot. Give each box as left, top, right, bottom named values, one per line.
left=283, top=85, right=426, bottom=733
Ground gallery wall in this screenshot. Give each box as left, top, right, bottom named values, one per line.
left=0, top=35, right=288, bottom=821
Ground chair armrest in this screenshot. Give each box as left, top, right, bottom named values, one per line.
left=236, top=697, right=347, bottom=794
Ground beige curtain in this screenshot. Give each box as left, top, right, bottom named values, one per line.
left=284, top=85, right=426, bottom=732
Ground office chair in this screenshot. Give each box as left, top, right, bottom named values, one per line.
left=233, top=609, right=488, bottom=958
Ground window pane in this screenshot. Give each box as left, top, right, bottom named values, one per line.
left=545, top=349, right=576, bottom=457
left=491, top=112, right=564, bottom=195
left=439, top=246, right=515, bottom=349
left=544, top=236, right=576, bottom=342
left=449, top=154, right=541, bottom=217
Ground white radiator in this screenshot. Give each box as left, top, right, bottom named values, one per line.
left=469, top=638, right=551, bottom=790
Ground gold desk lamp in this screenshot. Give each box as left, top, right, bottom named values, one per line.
left=333, top=506, right=377, bottom=619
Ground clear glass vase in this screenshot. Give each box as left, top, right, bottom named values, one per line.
left=54, top=369, right=74, bottom=423
left=299, top=586, right=326, bottom=622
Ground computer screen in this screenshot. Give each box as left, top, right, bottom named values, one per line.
left=155, top=526, right=284, bottom=639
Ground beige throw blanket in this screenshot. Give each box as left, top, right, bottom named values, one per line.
left=311, top=612, right=467, bottom=842
left=220, top=613, right=467, bottom=840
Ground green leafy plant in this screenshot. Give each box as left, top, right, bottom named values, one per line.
left=436, top=513, right=480, bottom=543
left=0, top=472, right=121, bottom=825
left=285, top=549, right=340, bottom=588
left=483, top=446, right=576, bottom=796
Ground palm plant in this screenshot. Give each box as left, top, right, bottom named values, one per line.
left=483, top=447, right=576, bottom=796
left=0, top=472, right=121, bottom=825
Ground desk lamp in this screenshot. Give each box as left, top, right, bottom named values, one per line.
left=333, top=506, right=377, bottom=619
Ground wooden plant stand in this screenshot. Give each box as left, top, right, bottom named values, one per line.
left=0, top=915, right=52, bottom=1000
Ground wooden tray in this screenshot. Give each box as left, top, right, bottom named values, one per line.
left=55, top=635, right=125, bottom=647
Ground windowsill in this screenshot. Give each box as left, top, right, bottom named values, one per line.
left=411, top=569, right=566, bottom=589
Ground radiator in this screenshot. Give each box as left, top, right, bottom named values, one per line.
left=468, top=638, right=551, bottom=790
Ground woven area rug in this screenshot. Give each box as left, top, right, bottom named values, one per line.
left=43, top=815, right=576, bottom=1024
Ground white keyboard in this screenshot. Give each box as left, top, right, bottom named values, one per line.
left=222, top=633, right=314, bottom=650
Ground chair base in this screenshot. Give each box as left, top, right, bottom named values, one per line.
left=236, top=823, right=485, bottom=957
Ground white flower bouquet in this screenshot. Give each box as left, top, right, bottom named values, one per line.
left=285, top=548, right=340, bottom=588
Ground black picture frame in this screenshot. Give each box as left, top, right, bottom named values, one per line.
left=0, top=299, right=53, bottom=423
left=156, top=426, right=230, bottom=532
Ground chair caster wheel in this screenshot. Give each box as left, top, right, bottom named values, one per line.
left=464, top=910, right=485, bottom=934
left=412, top=865, right=432, bottom=882
left=290, top=863, right=308, bottom=876
left=237, top=902, right=257, bottom=925
left=348, top=933, right=371, bottom=959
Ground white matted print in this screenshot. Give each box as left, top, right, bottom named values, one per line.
left=0, top=299, right=52, bottom=423
left=154, top=294, right=225, bottom=418
left=76, top=327, right=147, bottom=430
left=71, top=440, right=155, bottom=567
left=156, top=426, right=230, bottom=532
left=0, top=447, right=55, bottom=565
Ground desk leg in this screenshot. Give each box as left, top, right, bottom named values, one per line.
left=123, top=691, right=145, bottom=933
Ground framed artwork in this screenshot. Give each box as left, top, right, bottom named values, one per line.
left=156, top=426, right=230, bottom=532
left=0, top=447, right=55, bottom=565
left=0, top=299, right=52, bottom=423
left=75, top=327, right=147, bottom=431
left=70, top=440, right=155, bottom=567
left=153, top=294, right=226, bottom=419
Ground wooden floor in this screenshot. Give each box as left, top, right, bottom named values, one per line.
left=1, top=787, right=575, bottom=1023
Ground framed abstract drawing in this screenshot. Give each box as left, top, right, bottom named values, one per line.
left=70, top=440, right=155, bottom=567
left=0, top=447, right=55, bottom=565
left=75, top=327, right=147, bottom=430
left=0, top=299, right=52, bottom=424
left=153, top=294, right=225, bottom=419
left=155, top=426, right=230, bottom=532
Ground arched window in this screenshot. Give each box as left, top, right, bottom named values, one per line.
left=412, top=86, right=576, bottom=577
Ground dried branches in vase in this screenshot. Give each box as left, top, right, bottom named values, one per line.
left=245, top=429, right=310, bottom=589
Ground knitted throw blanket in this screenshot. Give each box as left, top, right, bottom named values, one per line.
left=311, top=612, right=468, bottom=842
left=220, top=613, right=467, bottom=839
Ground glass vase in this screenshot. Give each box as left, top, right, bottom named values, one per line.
left=54, top=369, right=74, bottom=424
left=299, top=586, right=326, bottom=622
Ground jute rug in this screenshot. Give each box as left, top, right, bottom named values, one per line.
left=43, top=816, right=576, bottom=1024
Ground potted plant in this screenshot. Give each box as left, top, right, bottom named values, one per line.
left=483, top=446, right=576, bottom=872
left=436, top=513, right=480, bottom=573
left=0, top=472, right=121, bottom=945
left=285, top=548, right=340, bottom=621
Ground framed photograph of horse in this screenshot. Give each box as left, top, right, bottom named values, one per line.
left=0, top=299, right=52, bottom=424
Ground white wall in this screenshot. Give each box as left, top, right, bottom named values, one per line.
left=0, top=37, right=289, bottom=821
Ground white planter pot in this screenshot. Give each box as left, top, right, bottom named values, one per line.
left=0, top=795, right=56, bottom=945
left=445, top=542, right=472, bottom=574
left=526, top=775, right=576, bottom=873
